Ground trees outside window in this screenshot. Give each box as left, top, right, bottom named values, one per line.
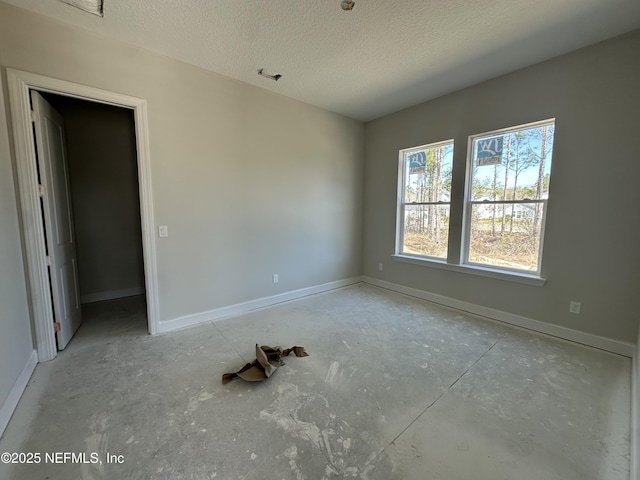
left=398, top=141, right=454, bottom=259
left=396, top=119, right=555, bottom=275
left=465, top=120, right=555, bottom=272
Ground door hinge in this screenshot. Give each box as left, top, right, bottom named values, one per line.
left=30, top=110, right=39, bottom=123
left=38, top=184, right=46, bottom=197
left=45, top=255, right=52, bottom=266
left=53, top=322, right=61, bottom=333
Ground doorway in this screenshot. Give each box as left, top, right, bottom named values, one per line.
left=7, top=69, right=160, bottom=362
left=38, top=92, right=147, bottom=349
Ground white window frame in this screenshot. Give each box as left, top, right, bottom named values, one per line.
left=396, top=139, right=454, bottom=262
left=461, top=119, right=554, bottom=276
left=393, top=119, right=555, bottom=286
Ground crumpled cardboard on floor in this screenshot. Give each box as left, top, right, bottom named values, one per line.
left=221, top=344, right=309, bottom=384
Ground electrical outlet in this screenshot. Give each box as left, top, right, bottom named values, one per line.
left=378, top=263, right=383, bottom=271
left=272, top=274, right=279, bottom=284
left=569, top=301, right=581, bottom=314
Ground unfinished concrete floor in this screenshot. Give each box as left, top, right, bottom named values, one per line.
left=0, top=284, right=631, bottom=479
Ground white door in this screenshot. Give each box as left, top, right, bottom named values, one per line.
left=31, top=91, right=83, bottom=350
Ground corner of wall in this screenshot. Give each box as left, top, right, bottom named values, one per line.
left=0, top=350, right=37, bottom=439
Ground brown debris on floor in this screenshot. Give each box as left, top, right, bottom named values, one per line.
left=222, top=344, right=309, bottom=384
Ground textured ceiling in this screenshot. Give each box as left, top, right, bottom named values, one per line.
left=4, top=0, right=640, bottom=121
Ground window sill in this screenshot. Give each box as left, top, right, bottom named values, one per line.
left=391, top=254, right=547, bottom=286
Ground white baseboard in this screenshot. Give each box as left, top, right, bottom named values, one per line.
left=159, top=277, right=363, bottom=333
left=81, top=287, right=145, bottom=304
left=363, top=276, right=635, bottom=358
left=0, top=349, right=37, bottom=439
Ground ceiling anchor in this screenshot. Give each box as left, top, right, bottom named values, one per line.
left=341, top=1, right=355, bottom=11
left=258, top=69, right=282, bottom=81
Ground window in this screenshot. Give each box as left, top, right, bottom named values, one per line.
left=395, top=119, right=555, bottom=279
left=397, top=140, right=454, bottom=260
left=464, top=120, right=555, bottom=273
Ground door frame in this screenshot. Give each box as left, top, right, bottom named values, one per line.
left=7, top=69, right=160, bottom=362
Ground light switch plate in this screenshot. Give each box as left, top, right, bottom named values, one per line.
left=159, top=225, right=169, bottom=237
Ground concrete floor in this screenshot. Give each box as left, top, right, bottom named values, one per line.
left=0, top=284, right=631, bottom=479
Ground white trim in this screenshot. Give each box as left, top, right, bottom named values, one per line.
left=6, top=69, right=160, bottom=361
left=7, top=73, right=56, bottom=361
left=81, top=287, right=146, bottom=304
left=395, top=139, right=454, bottom=262
left=363, top=276, right=634, bottom=357
left=391, top=254, right=546, bottom=286
left=160, top=277, right=363, bottom=333
left=0, top=350, right=37, bottom=438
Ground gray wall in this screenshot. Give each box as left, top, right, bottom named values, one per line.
left=43, top=95, right=145, bottom=302
left=363, top=30, right=640, bottom=343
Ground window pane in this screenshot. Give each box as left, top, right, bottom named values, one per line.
left=402, top=204, right=450, bottom=259
left=470, top=124, right=554, bottom=202
left=467, top=203, right=543, bottom=271
left=403, top=143, right=453, bottom=203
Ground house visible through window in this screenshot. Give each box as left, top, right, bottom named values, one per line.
left=397, top=140, right=454, bottom=260
left=396, top=119, right=555, bottom=278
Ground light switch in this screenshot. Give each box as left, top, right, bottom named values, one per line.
left=159, top=225, right=169, bottom=237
